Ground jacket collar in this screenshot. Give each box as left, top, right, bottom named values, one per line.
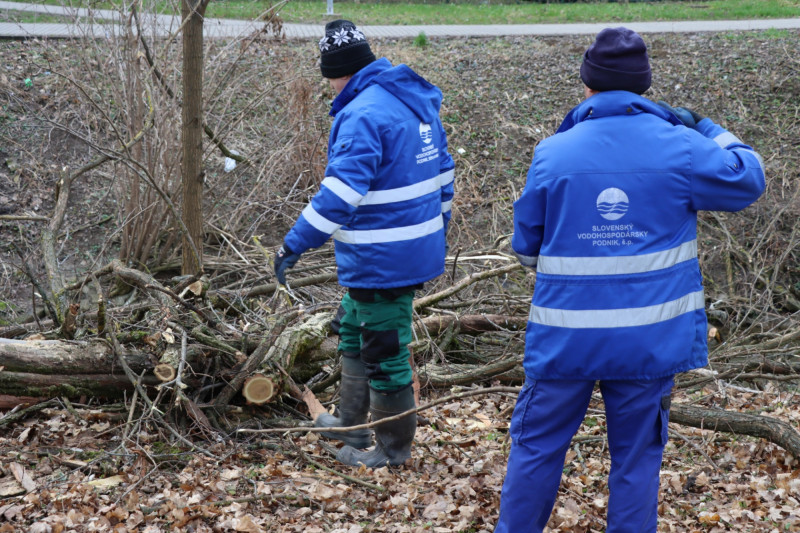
left=557, top=91, right=683, bottom=133
left=330, top=57, right=393, bottom=117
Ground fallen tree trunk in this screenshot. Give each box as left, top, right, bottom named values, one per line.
left=0, top=338, right=152, bottom=375
left=0, top=371, right=159, bottom=398
left=670, top=404, right=800, bottom=457
left=418, top=314, right=526, bottom=335
left=0, top=338, right=160, bottom=398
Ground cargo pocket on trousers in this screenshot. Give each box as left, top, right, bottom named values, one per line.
left=659, top=393, right=671, bottom=446
left=509, top=380, right=536, bottom=444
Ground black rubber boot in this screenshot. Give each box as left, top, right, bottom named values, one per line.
left=336, top=385, right=416, bottom=467
left=314, top=353, right=372, bottom=449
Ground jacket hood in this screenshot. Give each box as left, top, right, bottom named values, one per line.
left=556, top=91, right=683, bottom=134
left=330, top=57, right=443, bottom=122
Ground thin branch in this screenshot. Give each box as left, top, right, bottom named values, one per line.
left=238, top=386, right=521, bottom=435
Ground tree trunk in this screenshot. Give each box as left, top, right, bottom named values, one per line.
left=180, top=0, right=208, bottom=276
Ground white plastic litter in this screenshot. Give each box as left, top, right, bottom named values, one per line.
left=224, top=150, right=240, bottom=172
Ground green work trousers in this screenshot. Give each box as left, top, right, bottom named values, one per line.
left=336, top=290, right=414, bottom=391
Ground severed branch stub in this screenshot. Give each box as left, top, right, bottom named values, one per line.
left=242, top=374, right=276, bottom=405
left=154, top=364, right=177, bottom=382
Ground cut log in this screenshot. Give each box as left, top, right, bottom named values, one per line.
left=154, top=364, right=177, bottom=382
left=0, top=370, right=159, bottom=398
left=154, top=345, right=181, bottom=382
left=0, top=338, right=153, bottom=375
left=242, top=374, right=275, bottom=405
left=0, top=338, right=157, bottom=398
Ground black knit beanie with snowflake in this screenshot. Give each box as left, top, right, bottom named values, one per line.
left=318, top=20, right=376, bottom=79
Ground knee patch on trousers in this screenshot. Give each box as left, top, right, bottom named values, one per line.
left=361, top=328, right=399, bottom=382
left=361, top=328, right=400, bottom=363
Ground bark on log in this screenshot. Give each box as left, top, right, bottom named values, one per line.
left=261, top=311, right=333, bottom=374
left=0, top=338, right=157, bottom=398
left=670, top=404, right=800, bottom=457
left=0, top=395, right=48, bottom=410
left=0, top=371, right=159, bottom=398
left=0, top=338, right=153, bottom=375
left=418, top=314, right=526, bottom=336
left=418, top=357, right=525, bottom=386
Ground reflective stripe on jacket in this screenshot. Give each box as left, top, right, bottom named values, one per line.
left=512, top=91, right=765, bottom=380
left=285, top=58, right=455, bottom=288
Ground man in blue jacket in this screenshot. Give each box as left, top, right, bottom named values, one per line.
left=495, top=27, right=765, bottom=532
left=274, top=20, right=455, bottom=468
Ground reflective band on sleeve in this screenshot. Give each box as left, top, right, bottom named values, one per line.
left=537, top=240, right=697, bottom=276
left=440, top=168, right=455, bottom=186
left=713, top=132, right=742, bottom=149
left=301, top=204, right=342, bottom=235
left=529, top=290, right=704, bottom=329
left=361, top=170, right=453, bottom=205
left=514, top=251, right=538, bottom=268
left=334, top=215, right=443, bottom=244
left=712, top=132, right=766, bottom=174
left=321, top=177, right=364, bottom=207
left=441, top=200, right=452, bottom=213
left=735, top=148, right=766, bottom=175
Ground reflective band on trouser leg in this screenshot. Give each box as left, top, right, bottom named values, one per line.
left=358, top=293, right=414, bottom=391
left=335, top=293, right=362, bottom=354
left=495, top=380, right=595, bottom=533
left=600, top=376, right=675, bottom=533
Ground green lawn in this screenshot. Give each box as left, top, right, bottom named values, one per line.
left=249, top=0, right=800, bottom=25
left=3, top=0, right=799, bottom=26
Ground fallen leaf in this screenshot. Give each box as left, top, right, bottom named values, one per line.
left=17, top=426, right=32, bottom=443
left=0, top=479, right=25, bottom=497
left=220, top=468, right=242, bottom=481
left=9, top=462, right=36, bottom=492
left=234, top=514, right=264, bottom=533
left=87, top=475, right=125, bottom=490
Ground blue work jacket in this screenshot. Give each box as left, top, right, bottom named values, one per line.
left=512, top=91, right=765, bottom=380
left=284, top=58, right=455, bottom=289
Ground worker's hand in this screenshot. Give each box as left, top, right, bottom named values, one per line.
left=274, top=244, right=301, bottom=285
left=657, top=101, right=704, bottom=128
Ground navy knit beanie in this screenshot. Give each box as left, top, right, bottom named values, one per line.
left=318, top=20, right=376, bottom=79
left=580, top=27, right=651, bottom=94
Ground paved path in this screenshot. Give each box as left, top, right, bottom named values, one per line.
left=1, top=0, right=799, bottom=40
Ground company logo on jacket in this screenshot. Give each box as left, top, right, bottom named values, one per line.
left=596, top=188, right=629, bottom=221
left=419, top=122, right=433, bottom=144
left=416, top=122, right=439, bottom=164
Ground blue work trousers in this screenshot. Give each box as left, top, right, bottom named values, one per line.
left=495, top=377, right=674, bottom=533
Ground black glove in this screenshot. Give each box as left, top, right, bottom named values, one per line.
left=274, top=244, right=301, bottom=285
left=657, top=101, right=704, bottom=128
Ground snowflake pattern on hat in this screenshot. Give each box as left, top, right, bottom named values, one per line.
left=319, top=25, right=366, bottom=53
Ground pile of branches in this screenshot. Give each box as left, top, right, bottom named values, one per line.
left=2, top=234, right=800, bottom=456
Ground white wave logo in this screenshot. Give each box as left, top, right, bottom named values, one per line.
left=419, top=122, right=433, bottom=144
left=596, top=188, right=629, bottom=221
